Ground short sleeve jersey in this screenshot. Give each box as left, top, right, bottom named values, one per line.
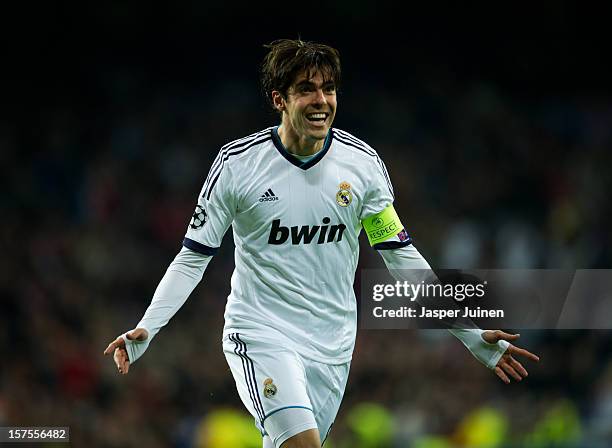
left=184, top=126, right=411, bottom=363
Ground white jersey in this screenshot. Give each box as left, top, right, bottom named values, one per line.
left=184, top=126, right=410, bottom=363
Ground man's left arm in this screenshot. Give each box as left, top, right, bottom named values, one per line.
left=364, top=205, right=539, bottom=382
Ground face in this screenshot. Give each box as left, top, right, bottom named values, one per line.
left=273, top=70, right=337, bottom=142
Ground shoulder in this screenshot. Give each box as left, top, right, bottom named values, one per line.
left=331, top=128, right=382, bottom=162
left=332, top=128, right=394, bottom=195
left=201, top=127, right=274, bottom=199
left=215, top=127, right=275, bottom=166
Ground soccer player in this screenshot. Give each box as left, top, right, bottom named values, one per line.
left=104, top=39, right=539, bottom=448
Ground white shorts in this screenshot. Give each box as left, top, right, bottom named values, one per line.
left=223, top=332, right=350, bottom=447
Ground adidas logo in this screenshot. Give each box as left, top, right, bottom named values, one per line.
left=259, top=188, right=279, bottom=202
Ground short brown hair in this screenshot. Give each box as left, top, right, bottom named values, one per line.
left=261, top=39, right=341, bottom=110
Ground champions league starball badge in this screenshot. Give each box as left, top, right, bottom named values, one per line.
left=336, top=181, right=352, bottom=207
left=189, top=205, right=207, bottom=229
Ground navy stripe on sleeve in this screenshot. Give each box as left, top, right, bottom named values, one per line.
left=182, top=238, right=219, bottom=256
left=373, top=239, right=413, bottom=250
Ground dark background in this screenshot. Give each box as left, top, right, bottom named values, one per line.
left=2, top=2, right=612, bottom=447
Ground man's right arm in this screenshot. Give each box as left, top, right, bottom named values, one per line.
left=122, top=247, right=213, bottom=364
left=105, top=140, right=241, bottom=372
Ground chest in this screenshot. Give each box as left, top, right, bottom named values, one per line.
left=234, top=154, right=367, bottom=230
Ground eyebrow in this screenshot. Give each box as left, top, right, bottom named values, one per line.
left=294, top=80, right=336, bottom=89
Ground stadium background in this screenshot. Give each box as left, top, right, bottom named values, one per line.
left=2, top=2, right=611, bottom=447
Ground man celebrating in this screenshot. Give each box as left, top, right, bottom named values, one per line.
left=104, top=39, right=539, bottom=448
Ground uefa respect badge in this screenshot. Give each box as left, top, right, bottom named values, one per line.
left=362, top=204, right=404, bottom=246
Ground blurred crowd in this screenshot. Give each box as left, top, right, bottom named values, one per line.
left=2, top=69, right=612, bottom=447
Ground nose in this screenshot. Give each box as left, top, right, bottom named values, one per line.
left=312, top=88, right=327, bottom=106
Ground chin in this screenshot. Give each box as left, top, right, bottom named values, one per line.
left=309, top=127, right=329, bottom=140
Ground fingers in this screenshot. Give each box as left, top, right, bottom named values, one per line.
left=509, top=356, right=528, bottom=377
left=496, top=353, right=533, bottom=384
left=103, top=336, right=126, bottom=356
left=494, top=366, right=510, bottom=384
left=104, top=330, right=144, bottom=375
left=501, top=361, right=522, bottom=381
left=489, top=334, right=539, bottom=384
left=113, top=347, right=130, bottom=374
left=509, top=344, right=540, bottom=362
left=494, top=331, right=520, bottom=342
left=482, top=330, right=520, bottom=344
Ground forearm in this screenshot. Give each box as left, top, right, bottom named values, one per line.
left=122, top=247, right=212, bottom=364
left=378, top=244, right=508, bottom=367
left=379, top=245, right=473, bottom=327
left=137, top=247, right=212, bottom=340
left=378, top=242, right=432, bottom=271
left=380, top=244, right=466, bottom=326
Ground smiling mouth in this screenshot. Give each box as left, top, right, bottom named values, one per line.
left=305, top=112, right=329, bottom=124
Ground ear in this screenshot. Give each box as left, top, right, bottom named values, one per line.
left=271, top=91, right=285, bottom=112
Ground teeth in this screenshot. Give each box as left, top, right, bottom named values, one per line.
left=307, top=113, right=327, bottom=119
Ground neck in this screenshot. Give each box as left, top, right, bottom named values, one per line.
left=277, top=121, right=325, bottom=156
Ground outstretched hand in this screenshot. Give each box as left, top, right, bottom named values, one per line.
left=103, top=328, right=149, bottom=375
left=482, top=330, right=540, bottom=384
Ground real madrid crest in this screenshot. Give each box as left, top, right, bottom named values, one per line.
left=263, top=378, right=277, bottom=398
left=336, top=181, right=353, bottom=207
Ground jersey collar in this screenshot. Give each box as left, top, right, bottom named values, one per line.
left=271, top=126, right=333, bottom=170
